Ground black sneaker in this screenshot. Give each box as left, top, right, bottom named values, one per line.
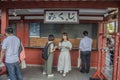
left=86, top=70, right=89, bottom=73
left=80, top=70, right=85, bottom=73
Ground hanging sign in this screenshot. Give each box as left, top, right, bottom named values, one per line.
left=44, top=10, right=79, bottom=24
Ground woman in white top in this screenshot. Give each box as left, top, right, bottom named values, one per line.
left=57, top=32, right=72, bottom=77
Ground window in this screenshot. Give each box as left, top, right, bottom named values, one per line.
left=29, top=23, right=98, bottom=48
left=40, top=24, right=61, bottom=38
left=63, top=24, right=98, bottom=38
left=29, top=23, right=40, bottom=37
left=107, top=21, right=117, bottom=33
left=29, top=23, right=98, bottom=38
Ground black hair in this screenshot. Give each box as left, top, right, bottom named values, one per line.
left=61, top=32, right=69, bottom=42
left=83, top=31, right=88, bottom=36
left=5, top=27, right=14, bottom=34
left=48, top=34, right=54, bottom=41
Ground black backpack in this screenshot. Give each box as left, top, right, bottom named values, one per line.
left=42, top=42, right=53, bottom=60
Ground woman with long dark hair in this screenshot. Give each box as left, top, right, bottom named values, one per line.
left=57, top=32, right=72, bottom=77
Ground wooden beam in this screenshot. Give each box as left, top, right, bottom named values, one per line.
left=8, top=14, right=103, bottom=18
left=0, top=19, right=102, bottom=23
left=0, top=1, right=119, bottom=9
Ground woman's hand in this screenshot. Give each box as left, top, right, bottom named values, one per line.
left=65, top=46, right=70, bottom=50
left=52, top=46, right=58, bottom=52
left=54, top=46, right=58, bottom=50
left=58, top=46, right=64, bottom=49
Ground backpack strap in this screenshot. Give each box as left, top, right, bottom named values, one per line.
left=47, top=42, right=54, bottom=56
left=47, top=42, right=53, bottom=51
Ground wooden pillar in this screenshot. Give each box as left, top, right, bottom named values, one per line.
left=16, top=21, right=24, bottom=43
left=113, top=33, right=119, bottom=80
left=98, top=22, right=104, bottom=71
left=16, top=16, right=29, bottom=46
left=1, top=8, right=8, bottom=35
left=92, top=22, right=103, bottom=78
left=118, top=8, right=120, bottom=32
left=92, top=22, right=109, bottom=80
left=24, top=22, right=29, bottom=46
left=117, top=8, right=120, bottom=80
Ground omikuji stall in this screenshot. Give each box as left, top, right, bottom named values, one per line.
left=0, top=1, right=120, bottom=80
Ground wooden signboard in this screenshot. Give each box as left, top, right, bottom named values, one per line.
left=44, top=10, right=79, bottom=24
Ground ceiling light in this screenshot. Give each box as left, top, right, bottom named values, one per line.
left=104, top=13, right=108, bottom=17
left=13, top=12, right=17, bottom=16
left=13, top=9, right=17, bottom=16
left=27, top=9, right=44, bottom=13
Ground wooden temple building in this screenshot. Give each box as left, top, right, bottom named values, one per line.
left=0, top=0, right=120, bottom=80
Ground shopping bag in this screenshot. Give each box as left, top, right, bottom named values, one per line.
left=77, top=53, right=81, bottom=68
left=21, top=60, right=27, bottom=69
left=77, top=56, right=81, bottom=68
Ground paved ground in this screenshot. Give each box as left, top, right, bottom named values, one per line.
left=22, top=66, right=96, bottom=80
left=104, top=65, right=113, bottom=80
left=0, top=66, right=97, bottom=80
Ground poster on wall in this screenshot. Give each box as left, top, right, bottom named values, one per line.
left=29, top=23, right=40, bottom=37
left=44, top=10, right=79, bottom=24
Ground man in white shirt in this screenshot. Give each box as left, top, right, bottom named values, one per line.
left=79, top=31, right=93, bottom=73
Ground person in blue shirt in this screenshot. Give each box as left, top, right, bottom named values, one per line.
left=0, top=27, right=23, bottom=80
left=79, top=31, right=93, bottom=73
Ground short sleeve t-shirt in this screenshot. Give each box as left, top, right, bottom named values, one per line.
left=2, top=36, right=20, bottom=63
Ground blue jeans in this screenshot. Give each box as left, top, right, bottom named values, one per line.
left=6, top=62, right=23, bottom=80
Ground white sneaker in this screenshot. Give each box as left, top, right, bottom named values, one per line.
left=62, top=73, right=66, bottom=77
left=42, top=72, right=47, bottom=75
left=48, top=74, right=54, bottom=78
left=60, top=71, right=63, bottom=74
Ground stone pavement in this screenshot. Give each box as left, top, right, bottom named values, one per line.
left=0, top=66, right=96, bottom=80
